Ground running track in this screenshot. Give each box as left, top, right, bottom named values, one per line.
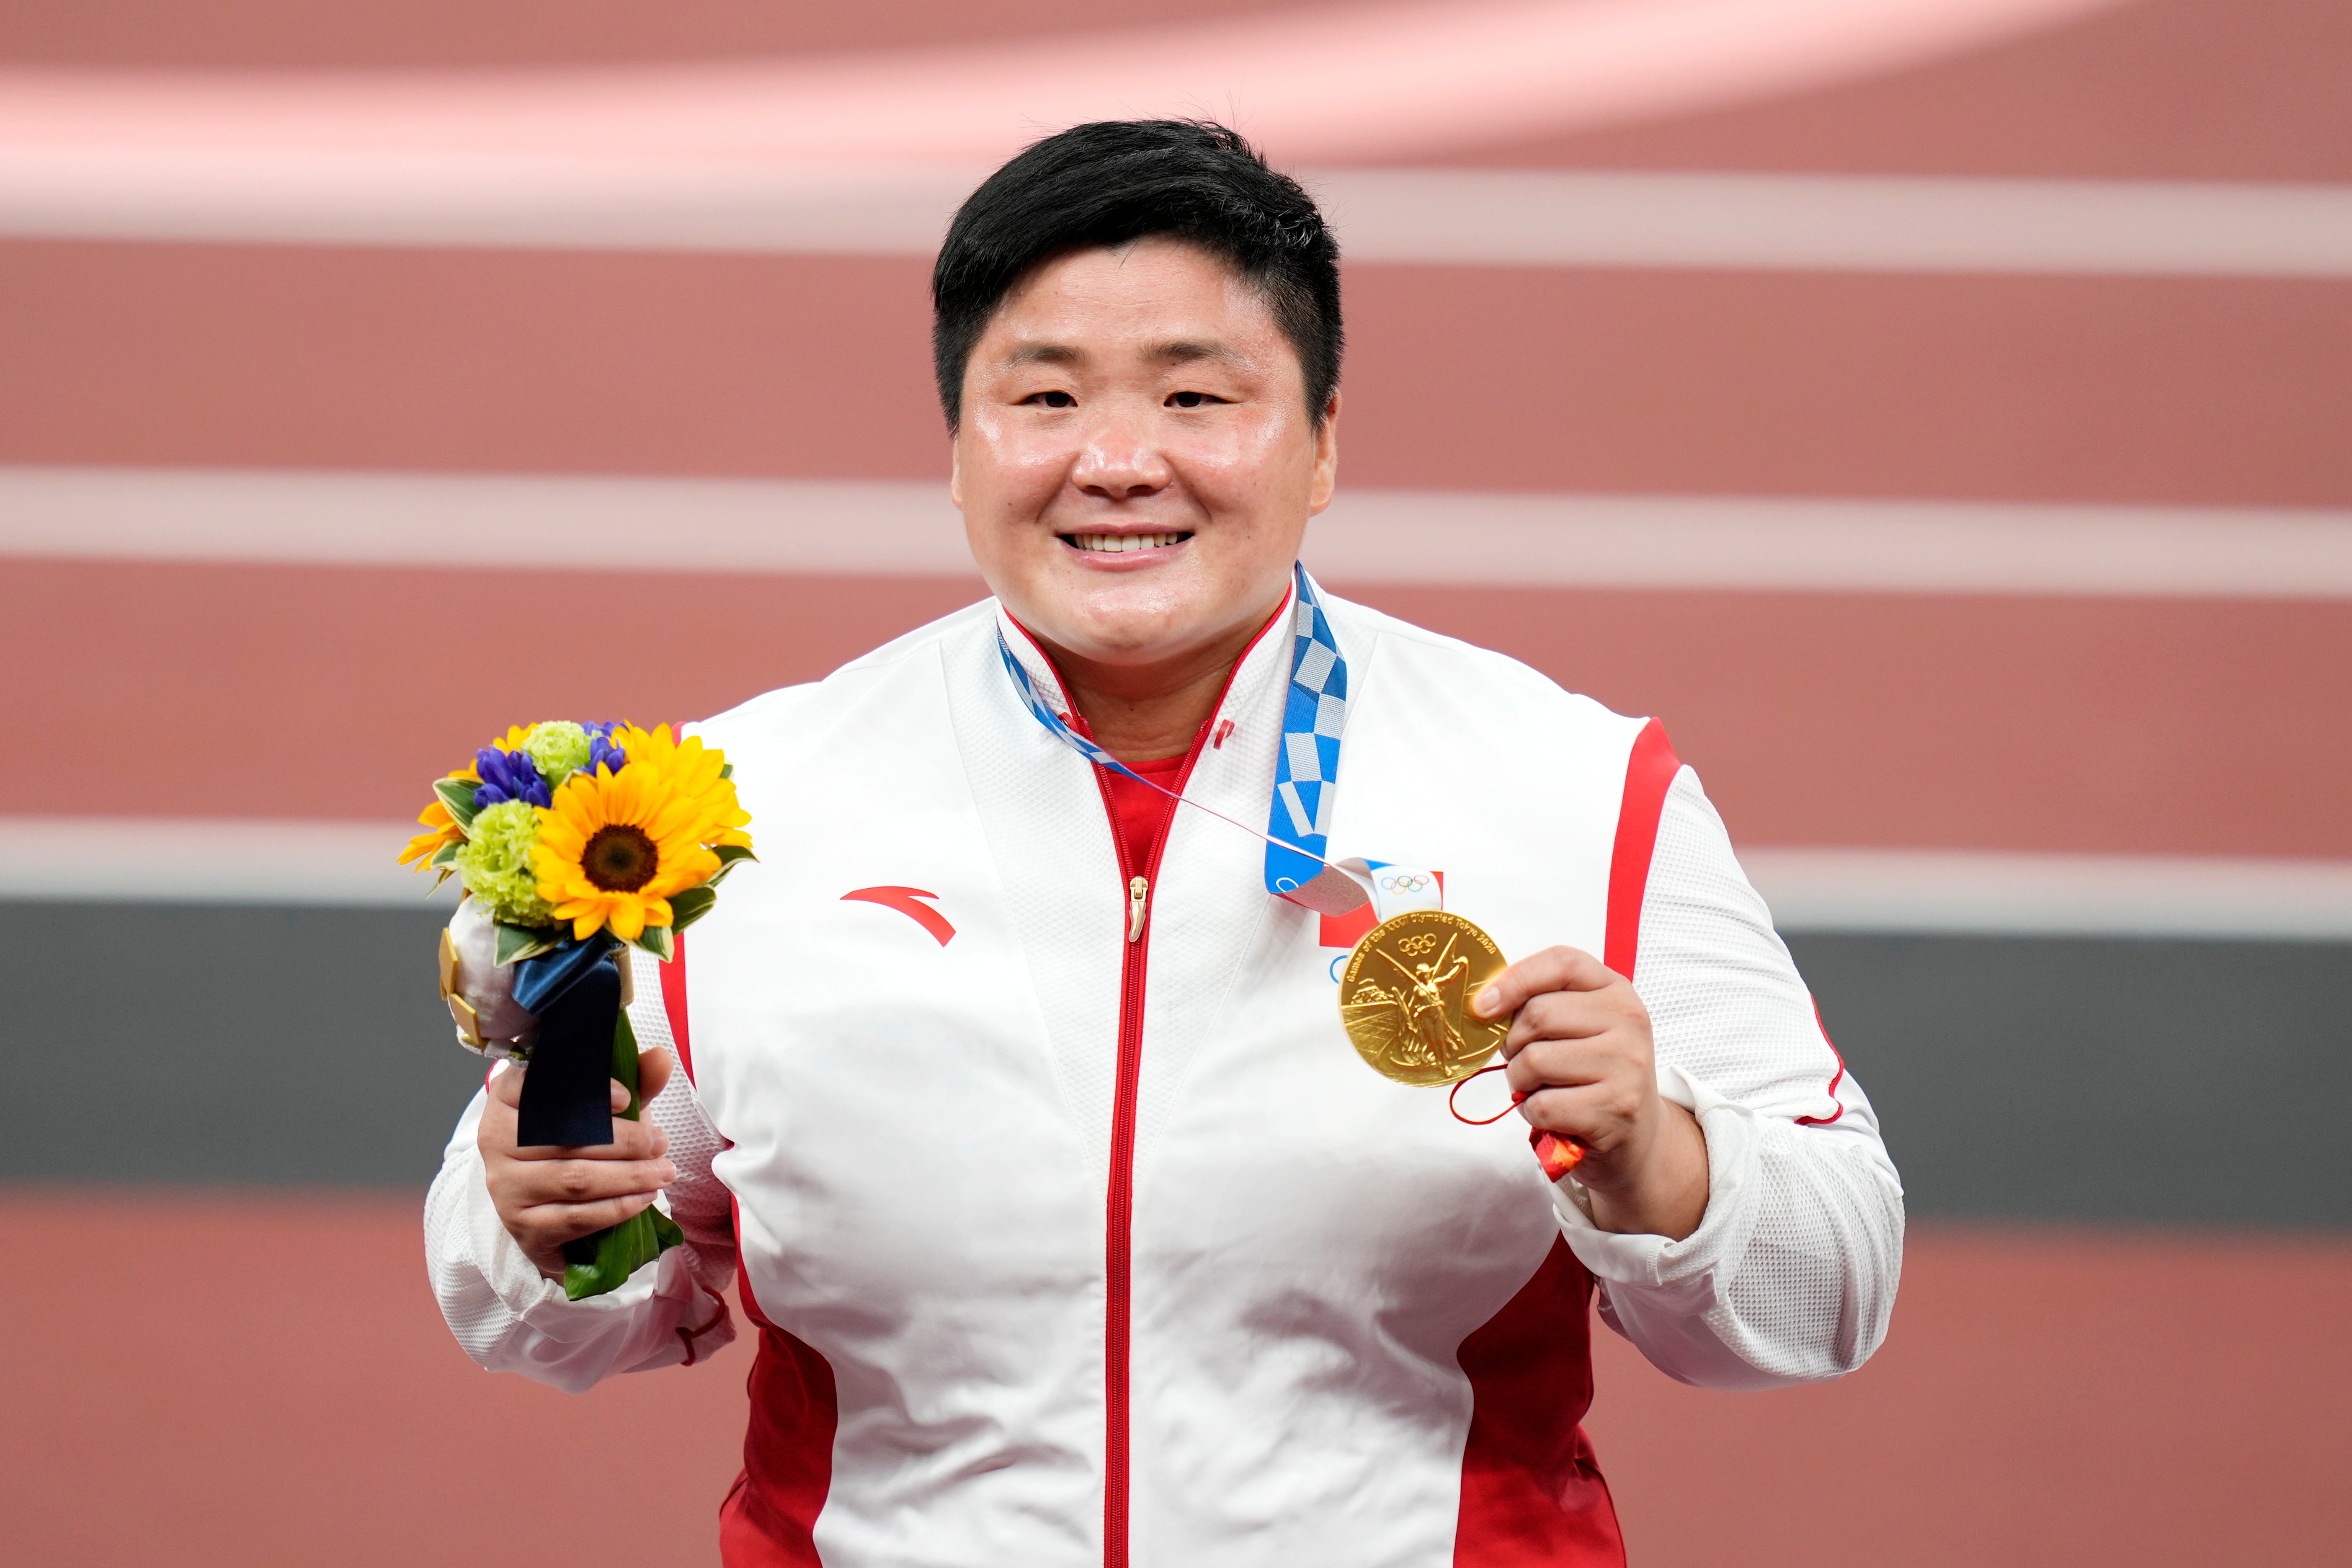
left=3, top=1, right=2347, bottom=1562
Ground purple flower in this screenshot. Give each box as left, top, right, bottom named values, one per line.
left=472, top=746, right=551, bottom=809
left=587, top=722, right=627, bottom=777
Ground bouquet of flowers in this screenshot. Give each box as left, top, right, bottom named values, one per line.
left=400, top=720, right=753, bottom=1299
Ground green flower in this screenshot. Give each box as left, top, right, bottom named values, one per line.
left=456, top=799, right=555, bottom=926
left=522, top=721, right=592, bottom=789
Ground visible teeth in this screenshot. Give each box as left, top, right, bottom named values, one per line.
left=1071, top=533, right=1186, bottom=553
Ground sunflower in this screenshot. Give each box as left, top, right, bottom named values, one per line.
left=607, top=723, right=753, bottom=849
left=533, top=726, right=743, bottom=942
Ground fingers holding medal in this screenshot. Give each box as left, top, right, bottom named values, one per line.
left=1473, top=944, right=1656, bottom=1161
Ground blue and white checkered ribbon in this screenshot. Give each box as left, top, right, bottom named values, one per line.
left=997, top=564, right=1387, bottom=917
left=1261, top=567, right=1365, bottom=913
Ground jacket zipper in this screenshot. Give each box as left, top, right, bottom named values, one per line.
left=1061, top=591, right=1288, bottom=1568
left=1094, top=768, right=1189, bottom=1568
left=1097, top=785, right=1148, bottom=1568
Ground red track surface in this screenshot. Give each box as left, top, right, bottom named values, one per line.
left=12, top=558, right=2351, bottom=858
left=3, top=1191, right=2342, bottom=1567
left=1451, top=0, right=2352, bottom=181
left=0, top=0, right=1286, bottom=69
left=8, top=243, right=2348, bottom=507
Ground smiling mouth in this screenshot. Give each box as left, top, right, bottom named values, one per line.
left=1061, top=531, right=1194, bottom=554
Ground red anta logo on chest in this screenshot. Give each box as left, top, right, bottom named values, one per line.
left=841, top=886, right=956, bottom=946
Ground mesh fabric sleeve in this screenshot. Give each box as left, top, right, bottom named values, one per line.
left=422, top=946, right=739, bottom=1394
left=1549, top=765, right=1906, bottom=1390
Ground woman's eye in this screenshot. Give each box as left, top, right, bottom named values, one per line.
left=1021, top=390, right=1077, bottom=408
left=1166, top=390, right=1225, bottom=409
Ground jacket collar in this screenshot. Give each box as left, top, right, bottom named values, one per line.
left=988, top=572, right=1302, bottom=749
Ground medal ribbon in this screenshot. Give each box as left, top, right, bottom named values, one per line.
left=1259, top=568, right=1372, bottom=915
left=997, top=563, right=1414, bottom=918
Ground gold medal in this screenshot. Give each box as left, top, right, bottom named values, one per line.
left=1338, top=910, right=1511, bottom=1086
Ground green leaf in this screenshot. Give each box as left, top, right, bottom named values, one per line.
left=429, top=837, right=463, bottom=868
left=718, top=762, right=734, bottom=779
left=493, top=921, right=562, bottom=967
left=668, top=885, right=718, bottom=931
left=560, top=1204, right=683, bottom=1302
left=705, top=843, right=758, bottom=887
left=433, top=775, right=481, bottom=830
left=629, top=924, right=676, bottom=963
left=611, top=1005, right=643, bottom=1119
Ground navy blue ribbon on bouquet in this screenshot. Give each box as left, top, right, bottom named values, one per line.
left=996, top=563, right=1374, bottom=918
left=511, top=934, right=627, bottom=1148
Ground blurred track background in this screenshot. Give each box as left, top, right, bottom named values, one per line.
left=2, top=1, right=2347, bottom=1563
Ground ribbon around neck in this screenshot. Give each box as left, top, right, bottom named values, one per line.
left=996, top=563, right=1391, bottom=918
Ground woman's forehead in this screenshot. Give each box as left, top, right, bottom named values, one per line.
left=975, top=243, right=1292, bottom=368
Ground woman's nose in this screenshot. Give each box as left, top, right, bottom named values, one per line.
left=1069, top=409, right=1174, bottom=499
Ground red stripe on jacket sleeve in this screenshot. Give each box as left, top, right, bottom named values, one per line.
left=1602, top=719, right=1681, bottom=981
left=659, top=931, right=694, bottom=1084
left=1795, top=997, right=1850, bottom=1126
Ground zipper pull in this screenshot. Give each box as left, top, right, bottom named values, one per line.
left=1128, top=875, right=1149, bottom=943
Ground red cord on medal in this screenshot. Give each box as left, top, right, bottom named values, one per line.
left=1446, top=1063, right=1519, bottom=1125
left=1447, top=1064, right=1587, bottom=1180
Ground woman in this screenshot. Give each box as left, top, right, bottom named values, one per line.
left=427, top=119, right=1902, bottom=1566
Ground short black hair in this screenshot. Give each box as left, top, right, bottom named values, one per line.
left=931, top=119, right=1342, bottom=432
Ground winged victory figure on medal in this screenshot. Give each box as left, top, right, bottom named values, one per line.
left=1341, top=931, right=1490, bottom=1081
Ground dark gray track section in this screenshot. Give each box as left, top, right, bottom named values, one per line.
left=3, top=903, right=2346, bottom=1223
left=1789, top=932, right=2352, bottom=1228
left=5, top=902, right=481, bottom=1184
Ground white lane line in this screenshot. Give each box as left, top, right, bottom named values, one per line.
left=0, top=466, right=982, bottom=578
left=8, top=465, right=2352, bottom=601
left=0, top=150, right=990, bottom=258
left=6, top=817, right=2346, bottom=939
left=0, top=818, right=459, bottom=908
left=1745, top=848, right=2352, bottom=941
left=1311, top=169, right=2352, bottom=278
left=6, top=155, right=2351, bottom=279
left=1309, top=490, right=2352, bottom=599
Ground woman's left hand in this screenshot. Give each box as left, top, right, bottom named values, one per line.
left=1472, top=946, right=1710, bottom=1240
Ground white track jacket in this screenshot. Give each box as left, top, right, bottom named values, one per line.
left=426, top=583, right=1904, bottom=1568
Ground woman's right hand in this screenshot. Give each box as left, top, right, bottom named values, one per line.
left=478, top=1047, right=678, bottom=1281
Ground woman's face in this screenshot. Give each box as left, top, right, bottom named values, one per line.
left=952, top=237, right=1338, bottom=675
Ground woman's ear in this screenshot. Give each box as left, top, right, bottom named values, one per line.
left=1309, top=392, right=1341, bottom=513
